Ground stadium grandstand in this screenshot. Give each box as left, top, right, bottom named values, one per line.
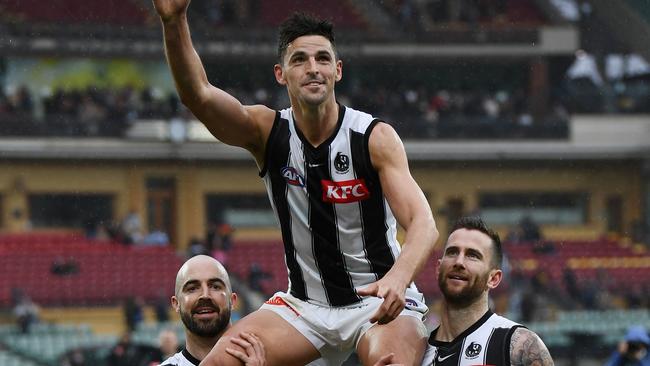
left=0, top=0, right=648, bottom=365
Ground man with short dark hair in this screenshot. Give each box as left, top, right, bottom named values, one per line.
left=376, top=216, right=554, bottom=366
left=152, top=2, right=439, bottom=365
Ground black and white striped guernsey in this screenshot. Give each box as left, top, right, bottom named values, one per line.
left=160, top=349, right=200, bottom=366
left=422, top=311, right=524, bottom=366
left=259, top=104, right=408, bottom=307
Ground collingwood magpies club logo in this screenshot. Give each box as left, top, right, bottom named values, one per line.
left=334, top=152, right=350, bottom=174
left=464, top=341, right=482, bottom=358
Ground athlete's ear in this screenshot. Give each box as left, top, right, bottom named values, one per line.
left=230, top=292, right=238, bottom=307
left=487, top=269, right=503, bottom=289
left=335, top=59, right=343, bottom=82
left=171, top=296, right=180, bottom=313
left=274, top=64, right=287, bottom=85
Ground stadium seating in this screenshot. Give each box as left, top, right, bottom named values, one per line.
left=131, top=321, right=185, bottom=347
left=226, top=239, right=445, bottom=299
left=0, top=349, right=40, bottom=366
left=0, top=323, right=113, bottom=365
left=529, top=309, right=650, bottom=347
left=226, top=240, right=289, bottom=296
left=0, top=232, right=182, bottom=306
left=503, top=239, right=650, bottom=293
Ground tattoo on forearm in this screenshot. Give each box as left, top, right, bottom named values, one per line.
left=510, top=328, right=554, bottom=366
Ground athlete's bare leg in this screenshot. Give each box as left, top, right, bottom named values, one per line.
left=200, top=309, right=320, bottom=366
left=357, top=316, right=428, bottom=366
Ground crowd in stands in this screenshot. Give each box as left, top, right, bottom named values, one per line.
left=0, top=85, right=181, bottom=137
left=499, top=216, right=650, bottom=324
left=563, top=51, right=650, bottom=114
left=0, top=81, right=572, bottom=139
left=382, top=0, right=545, bottom=33
left=5, top=58, right=647, bottom=140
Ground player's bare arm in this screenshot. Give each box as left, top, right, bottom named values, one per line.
left=510, top=328, right=554, bottom=366
left=152, top=0, right=274, bottom=163
left=357, top=122, right=439, bottom=324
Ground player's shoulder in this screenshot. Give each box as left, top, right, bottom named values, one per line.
left=509, top=327, right=554, bottom=365
left=245, top=104, right=277, bottom=125
left=488, top=312, right=522, bottom=328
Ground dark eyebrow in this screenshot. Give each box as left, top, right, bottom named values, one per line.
left=443, top=245, right=458, bottom=254
left=289, top=50, right=307, bottom=59
left=207, top=278, right=227, bottom=287
left=466, top=248, right=484, bottom=259
left=182, top=279, right=200, bottom=291
left=289, top=49, right=332, bottom=59
left=182, top=278, right=226, bottom=291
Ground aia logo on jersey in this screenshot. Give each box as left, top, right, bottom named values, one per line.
left=281, top=166, right=305, bottom=187
left=321, top=179, right=369, bottom=203
left=464, top=342, right=482, bottom=359
left=405, top=297, right=418, bottom=308
left=334, top=152, right=350, bottom=174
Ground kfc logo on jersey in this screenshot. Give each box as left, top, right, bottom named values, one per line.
left=321, top=179, right=370, bottom=203
left=281, top=166, right=305, bottom=187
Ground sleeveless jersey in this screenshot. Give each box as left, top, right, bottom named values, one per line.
left=160, top=349, right=200, bottom=366
left=421, top=311, right=524, bottom=366
left=259, top=104, right=405, bottom=307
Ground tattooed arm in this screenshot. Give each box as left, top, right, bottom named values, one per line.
left=510, top=328, right=554, bottom=366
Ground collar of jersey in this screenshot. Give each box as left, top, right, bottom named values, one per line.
left=292, top=102, right=346, bottom=154
left=428, top=310, right=494, bottom=347
left=182, top=348, right=201, bottom=366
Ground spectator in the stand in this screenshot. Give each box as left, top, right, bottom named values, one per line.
left=78, top=94, right=107, bottom=136
left=205, top=221, right=220, bottom=253
left=158, top=329, right=180, bottom=360
left=187, top=236, right=207, bottom=258
left=143, top=227, right=170, bottom=246
left=216, top=222, right=234, bottom=251
left=208, top=221, right=234, bottom=265
left=154, top=290, right=171, bottom=324
left=51, top=255, right=80, bottom=276
left=519, top=215, right=541, bottom=242
left=61, top=349, right=86, bottom=366
left=626, top=283, right=648, bottom=309
left=605, top=325, right=650, bottom=366
left=123, top=296, right=144, bottom=332
left=11, top=85, right=34, bottom=115
left=562, top=267, right=580, bottom=308
left=13, top=294, right=40, bottom=334
left=107, top=332, right=143, bottom=366
left=247, top=263, right=272, bottom=294
left=121, top=209, right=143, bottom=244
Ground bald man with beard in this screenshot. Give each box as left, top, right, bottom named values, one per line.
left=160, top=255, right=265, bottom=366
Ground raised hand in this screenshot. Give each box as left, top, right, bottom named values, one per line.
left=152, top=0, right=191, bottom=23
